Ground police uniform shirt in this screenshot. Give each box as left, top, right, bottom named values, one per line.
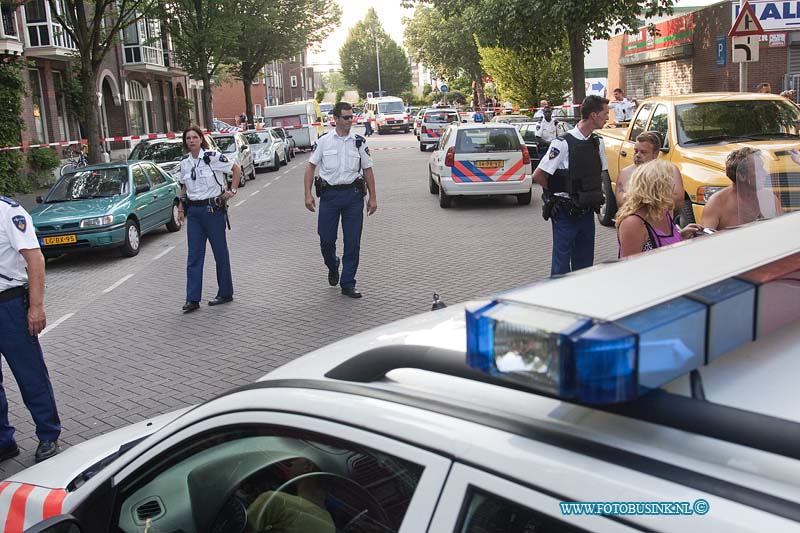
left=611, top=98, right=635, bottom=122
left=537, top=127, right=608, bottom=197
left=536, top=119, right=558, bottom=143
left=0, top=198, right=38, bottom=291
left=178, top=150, right=235, bottom=200
left=310, top=131, right=373, bottom=186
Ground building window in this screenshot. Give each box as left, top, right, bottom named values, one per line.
left=127, top=80, right=148, bottom=135
left=254, top=104, right=262, bottom=117
left=2, top=5, right=18, bottom=38
left=290, top=75, right=297, bottom=88
left=28, top=68, right=48, bottom=143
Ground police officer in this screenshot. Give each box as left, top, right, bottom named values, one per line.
left=0, top=196, right=61, bottom=463
left=610, top=88, right=635, bottom=125
left=176, top=125, right=242, bottom=313
left=304, top=102, right=377, bottom=299
left=533, top=95, right=609, bottom=276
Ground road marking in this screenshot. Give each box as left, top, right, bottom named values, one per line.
left=234, top=199, right=247, bottom=207
left=40, top=313, right=74, bottom=337
left=152, top=246, right=174, bottom=261
left=261, top=183, right=271, bottom=190
left=102, top=274, right=134, bottom=294
left=273, top=176, right=281, bottom=181
left=250, top=189, right=260, bottom=197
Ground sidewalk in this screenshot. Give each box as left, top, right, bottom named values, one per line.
left=11, top=187, right=52, bottom=211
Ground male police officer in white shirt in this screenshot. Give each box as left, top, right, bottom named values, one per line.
left=176, top=126, right=241, bottom=313
left=0, top=197, right=61, bottom=463
left=533, top=95, right=609, bottom=276
left=536, top=106, right=559, bottom=144
left=610, top=88, right=635, bottom=125
left=304, top=102, right=377, bottom=298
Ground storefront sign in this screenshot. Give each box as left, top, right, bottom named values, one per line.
left=733, top=1, right=800, bottom=32
left=762, top=32, right=787, bottom=46
left=624, top=13, right=695, bottom=55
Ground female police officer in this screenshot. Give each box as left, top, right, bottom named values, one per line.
left=176, top=125, right=241, bottom=313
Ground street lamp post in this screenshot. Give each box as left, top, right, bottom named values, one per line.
left=375, top=35, right=382, bottom=96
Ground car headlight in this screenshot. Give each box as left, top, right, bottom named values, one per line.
left=261, top=147, right=272, bottom=156
left=696, top=186, right=727, bottom=204
left=80, top=215, right=114, bottom=228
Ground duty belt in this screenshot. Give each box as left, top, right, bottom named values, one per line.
left=0, top=285, right=26, bottom=303
left=187, top=198, right=217, bottom=206
left=323, top=181, right=360, bottom=190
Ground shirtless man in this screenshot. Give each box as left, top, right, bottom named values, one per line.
left=702, top=147, right=782, bottom=230
left=615, top=131, right=684, bottom=210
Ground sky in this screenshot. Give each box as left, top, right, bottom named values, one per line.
left=307, top=0, right=723, bottom=72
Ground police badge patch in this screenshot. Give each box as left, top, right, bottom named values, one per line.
left=364, top=146, right=370, bottom=156
left=12, top=215, right=26, bottom=232
left=219, top=154, right=229, bottom=163
left=549, top=147, right=560, bottom=160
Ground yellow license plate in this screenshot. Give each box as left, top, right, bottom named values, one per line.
left=43, top=235, right=77, bottom=245
left=476, top=160, right=504, bottom=169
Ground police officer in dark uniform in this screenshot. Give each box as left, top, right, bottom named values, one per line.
left=176, top=125, right=242, bottom=313
left=533, top=95, right=610, bottom=276
left=304, top=102, right=377, bottom=298
left=0, top=196, right=61, bottom=463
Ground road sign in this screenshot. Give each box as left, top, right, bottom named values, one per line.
left=716, top=36, right=727, bottom=66
left=732, top=35, right=760, bottom=62
left=729, top=1, right=764, bottom=37
left=440, top=84, right=449, bottom=93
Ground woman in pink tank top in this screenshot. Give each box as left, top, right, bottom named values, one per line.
left=617, top=160, right=704, bottom=258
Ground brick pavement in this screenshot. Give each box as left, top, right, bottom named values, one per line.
left=0, top=132, right=618, bottom=476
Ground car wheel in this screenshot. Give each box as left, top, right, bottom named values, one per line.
left=597, top=172, right=617, bottom=227
left=121, top=219, right=140, bottom=257
left=404, top=127, right=409, bottom=133
left=166, top=201, right=181, bottom=232
left=439, top=181, right=452, bottom=208
left=429, top=168, right=439, bottom=194
left=280, top=152, right=288, bottom=166
left=250, top=163, right=257, bottom=180
left=517, top=189, right=532, bottom=205
left=674, top=194, right=696, bottom=228
left=238, top=171, right=247, bottom=187
left=272, top=152, right=281, bottom=171
left=420, top=143, right=426, bottom=152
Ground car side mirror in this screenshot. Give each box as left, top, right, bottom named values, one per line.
left=240, top=145, right=247, bottom=152
left=135, top=184, right=151, bottom=195
left=36, top=195, right=44, bottom=204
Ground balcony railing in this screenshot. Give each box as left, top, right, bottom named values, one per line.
left=26, top=20, right=75, bottom=49
left=124, top=43, right=164, bottom=66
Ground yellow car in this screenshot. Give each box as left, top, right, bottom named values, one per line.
left=597, top=93, right=800, bottom=226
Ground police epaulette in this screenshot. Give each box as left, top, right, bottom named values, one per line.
left=355, top=134, right=366, bottom=148
left=181, top=153, right=190, bottom=160
left=0, top=196, right=19, bottom=207
left=203, top=150, right=214, bottom=164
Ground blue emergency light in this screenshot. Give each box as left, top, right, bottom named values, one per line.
left=466, top=253, right=798, bottom=405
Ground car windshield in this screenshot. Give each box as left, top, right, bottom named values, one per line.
left=129, top=141, right=183, bottom=163
left=46, top=167, right=128, bottom=202
left=676, top=100, right=800, bottom=145
left=456, top=128, right=521, bottom=153
left=425, top=112, right=459, bottom=124
left=494, top=116, right=530, bottom=124
left=215, top=136, right=237, bottom=153
left=245, top=132, right=270, bottom=145
left=378, top=101, right=405, bottom=114
left=271, top=129, right=286, bottom=140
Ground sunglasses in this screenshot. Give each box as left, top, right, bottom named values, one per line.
left=338, top=115, right=354, bottom=121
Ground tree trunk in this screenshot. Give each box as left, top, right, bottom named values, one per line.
left=201, top=71, right=214, bottom=129
left=568, top=27, right=586, bottom=105
left=242, top=76, right=254, bottom=129
left=82, top=65, right=102, bottom=164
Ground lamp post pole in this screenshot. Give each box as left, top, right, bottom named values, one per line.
left=375, top=35, right=382, bottom=96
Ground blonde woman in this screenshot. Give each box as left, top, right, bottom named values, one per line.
left=617, top=159, right=703, bottom=258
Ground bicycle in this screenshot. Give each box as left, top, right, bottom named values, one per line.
left=59, top=146, right=89, bottom=177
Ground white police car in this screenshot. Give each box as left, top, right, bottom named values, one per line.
left=5, top=214, right=800, bottom=532
left=428, top=123, right=533, bottom=208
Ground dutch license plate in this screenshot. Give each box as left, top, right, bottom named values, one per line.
left=476, top=160, right=504, bottom=169
left=43, top=235, right=77, bottom=246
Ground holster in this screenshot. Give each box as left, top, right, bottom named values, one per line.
left=180, top=196, right=189, bottom=213
left=314, top=176, right=324, bottom=198
left=354, top=177, right=367, bottom=197
left=541, top=192, right=555, bottom=221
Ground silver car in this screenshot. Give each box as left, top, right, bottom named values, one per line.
left=244, top=131, right=287, bottom=171
left=211, top=132, right=257, bottom=186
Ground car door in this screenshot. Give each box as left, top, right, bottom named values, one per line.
left=429, top=464, right=637, bottom=532
left=430, top=127, right=452, bottom=179
left=140, top=162, right=175, bottom=224
left=237, top=133, right=253, bottom=170
left=37, top=411, right=452, bottom=533
left=131, top=164, right=158, bottom=233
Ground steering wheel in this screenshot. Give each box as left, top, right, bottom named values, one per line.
left=250, top=472, right=390, bottom=531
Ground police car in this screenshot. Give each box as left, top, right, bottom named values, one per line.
left=428, top=123, right=533, bottom=208
left=418, top=108, right=460, bottom=152
left=5, top=215, right=800, bottom=532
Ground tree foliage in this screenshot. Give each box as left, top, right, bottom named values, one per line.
left=0, top=60, right=26, bottom=194
left=478, top=42, right=571, bottom=108
left=47, top=0, right=155, bottom=163
left=407, top=0, right=673, bottom=103
left=339, top=8, right=412, bottom=97
left=403, top=6, right=482, bottom=91
left=228, top=0, right=340, bottom=126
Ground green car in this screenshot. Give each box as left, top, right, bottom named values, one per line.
left=30, top=161, right=182, bottom=258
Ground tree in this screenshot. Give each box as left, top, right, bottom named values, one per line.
left=339, top=8, right=412, bottom=97
left=403, top=5, right=484, bottom=105
left=159, top=0, right=239, bottom=129
left=46, top=0, right=156, bottom=163
left=315, top=89, right=325, bottom=102
left=228, top=0, right=340, bottom=128
left=321, top=71, right=347, bottom=93
left=408, top=0, right=673, bottom=103
left=478, top=42, right=571, bottom=108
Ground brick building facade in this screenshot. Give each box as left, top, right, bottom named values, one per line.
left=609, top=1, right=795, bottom=101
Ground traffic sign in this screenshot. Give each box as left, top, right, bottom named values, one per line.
left=729, top=1, right=764, bottom=37
left=440, top=84, right=449, bottom=93
left=732, top=35, right=760, bottom=62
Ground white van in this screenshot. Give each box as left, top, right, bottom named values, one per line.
left=263, top=100, right=322, bottom=149
left=364, top=96, right=410, bottom=134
